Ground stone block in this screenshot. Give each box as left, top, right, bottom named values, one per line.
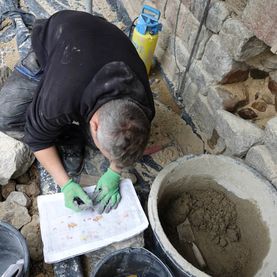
left=6, top=191, right=31, bottom=207
left=207, top=85, right=248, bottom=112
left=189, top=60, right=213, bottom=90
left=189, top=0, right=208, bottom=22
left=188, top=94, right=215, bottom=138
left=264, top=116, right=277, bottom=150
left=245, top=145, right=277, bottom=188
left=206, top=1, right=230, bottom=33
left=268, top=71, right=277, bottom=95
left=158, top=39, right=187, bottom=90
left=181, top=77, right=199, bottom=111
left=262, top=53, right=277, bottom=71
left=215, top=110, right=264, bottom=156
left=16, top=173, right=30, bottom=184
left=118, top=0, right=142, bottom=22
left=155, top=25, right=171, bottom=53
left=1, top=180, right=16, bottom=199
left=220, top=68, right=249, bottom=84
left=224, top=0, right=247, bottom=15
left=164, top=0, right=181, bottom=28
left=159, top=52, right=181, bottom=89
left=21, top=215, right=43, bottom=261
left=174, top=4, right=212, bottom=60
left=16, top=180, right=41, bottom=198
left=219, top=18, right=267, bottom=61
left=170, top=36, right=190, bottom=69
left=0, top=132, right=35, bottom=185
left=245, top=49, right=277, bottom=72
left=0, top=201, right=31, bottom=229
left=202, top=35, right=246, bottom=84
left=242, top=0, right=277, bottom=49
left=205, top=128, right=226, bottom=154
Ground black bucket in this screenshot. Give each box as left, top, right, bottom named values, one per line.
left=91, top=247, right=173, bottom=277
left=0, top=221, right=30, bottom=277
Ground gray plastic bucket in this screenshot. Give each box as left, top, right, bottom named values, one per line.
left=148, top=154, right=277, bottom=277
left=0, top=221, right=30, bottom=277
left=91, top=247, right=173, bottom=277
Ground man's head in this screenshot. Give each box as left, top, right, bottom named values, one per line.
left=90, top=99, right=151, bottom=169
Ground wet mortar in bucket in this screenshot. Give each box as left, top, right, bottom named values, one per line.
left=159, top=176, right=270, bottom=277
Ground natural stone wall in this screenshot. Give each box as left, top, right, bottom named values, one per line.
left=120, top=0, right=277, bottom=188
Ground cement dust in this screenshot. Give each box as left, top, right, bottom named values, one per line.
left=160, top=177, right=270, bottom=277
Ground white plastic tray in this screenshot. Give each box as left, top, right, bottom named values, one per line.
left=37, top=179, right=148, bottom=263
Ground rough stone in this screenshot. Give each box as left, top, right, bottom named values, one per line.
left=206, top=1, right=230, bottom=33
left=189, top=0, right=208, bottom=22
left=242, top=0, right=277, bottom=49
left=0, top=201, right=31, bottom=229
left=251, top=101, right=267, bottom=112
left=262, top=54, right=277, bottom=71
left=206, top=129, right=226, bottom=154
left=188, top=94, right=215, bottom=138
left=112, top=0, right=140, bottom=24
left=155, top=25, right=171, bottom=58
left=245, top=145, right=277, bottom=188
left=1, top=180, right=16, bottom=199
left=207, top=86, right=228, bottom=110
left=189, top=60, right=213, bottom=89
left=268, top=71, right=277, bottom=95
left=16, top=180, right=41, bottom=198
left=6, top=191, right=31, bottom=207
left=215, top=110, right=264, bottom=156
left=21, top=215, right=43, bottom=261
left=245, top=50, right=277, bottom=72
left=0, top=132, right=35, bottom=185
left=159, top=52, right=183, bottom=89
left=174, top=4, right=212, bottom=60
left=161, top=0, right=179, bottom=27
left=207, top=85, right=248, bottom=112
left=237, top=107, right=258, bottom=120
left=171, top=36, right=190, bottom=69
left=221, top=68, right=249, bottom=84
left=181, top=77, right=199, bottom=111
left=156, top=35, right=187, bottom=88
left=16, top=173, right=30, bottom=184
left=264, top=117, right=277, bottom=151
left=29, top=197, right=38, bottom=216
left=219, top=18, right=267, bottom=61
left=202, top=35, right=246, bottom=84
left=224, top=0, right=247, bottom=15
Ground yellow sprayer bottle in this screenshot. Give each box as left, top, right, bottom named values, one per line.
left=131, top=5, right=162, bottom=75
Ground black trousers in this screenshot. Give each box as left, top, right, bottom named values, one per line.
left=0, top=55, right=93, bottom=147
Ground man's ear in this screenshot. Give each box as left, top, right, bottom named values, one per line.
left=90, top=112, right=99, bottom=134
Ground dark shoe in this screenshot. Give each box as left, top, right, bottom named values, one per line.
left=15, top=51, right=42, bottom=82
left=58, top=144, right=85, bottom=177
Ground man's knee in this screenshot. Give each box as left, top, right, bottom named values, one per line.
left=0, top=70, right=37, bottom=130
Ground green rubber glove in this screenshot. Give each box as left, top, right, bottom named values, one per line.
left=92, top=168, right=121, bottom=214
left=61, top=179, right=92, bottom=212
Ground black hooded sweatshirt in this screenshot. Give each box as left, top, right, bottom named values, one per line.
left=24, top=10, right=155, bottom=152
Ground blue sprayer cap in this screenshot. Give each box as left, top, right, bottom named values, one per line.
left=135, top=5, right=162, bottom=35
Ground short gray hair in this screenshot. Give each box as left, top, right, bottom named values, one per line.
left=96, top=99, right=151, bottom=168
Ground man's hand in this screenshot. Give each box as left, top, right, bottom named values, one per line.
left=92, top=168, right=121, bottom=214
left=62, top=179, right=92, bottom=212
